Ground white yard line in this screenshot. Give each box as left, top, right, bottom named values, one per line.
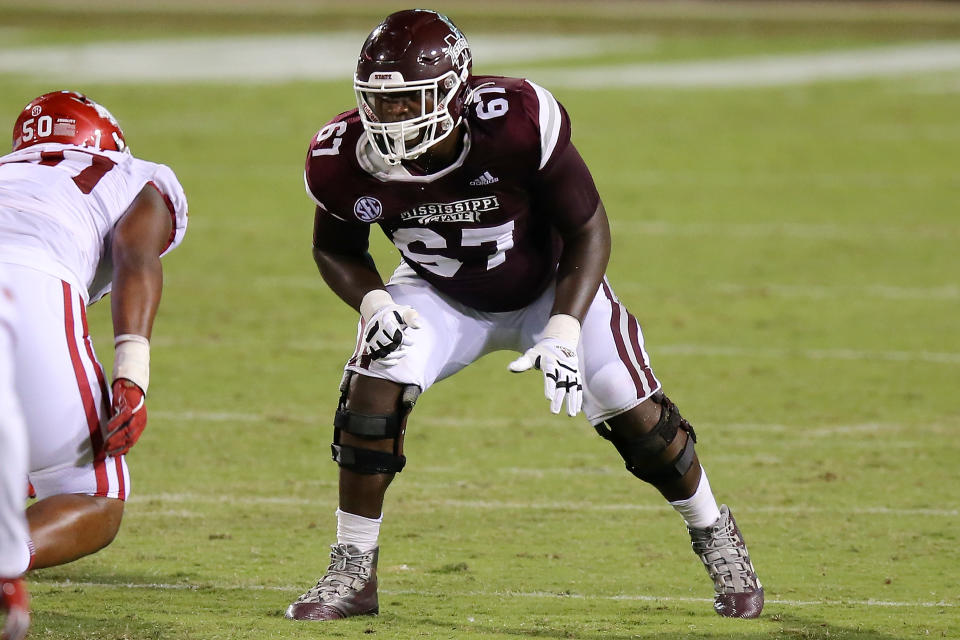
left=30, top=580, right=958, bottom=609
left=0, top=33, right=637, bottom=84
left=242, top=276, right=960, bottom=302
left=655, top=344, right=960, bottom=365
left=533, top=42, right=960, bottom=88
left=145, top=342, right=960, bottom=365
left=709, top=282, right=960, bottom=301
left=608, top=220, right=958, bottom=241
left=127, top=492, right=959, bottom=518
left=1, top=37, right=959, bottom=87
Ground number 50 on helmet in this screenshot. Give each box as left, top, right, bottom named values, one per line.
left=354, top=9, right=472, bottom=165
left=12, top=90, right=127, bottom=153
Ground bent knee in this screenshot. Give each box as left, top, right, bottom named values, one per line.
left=91, top=496, right=125, bottom=544
left=596, top=393, right=698, bottom=484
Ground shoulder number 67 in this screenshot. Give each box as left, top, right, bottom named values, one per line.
left=311, top=121, right=348, bottom=157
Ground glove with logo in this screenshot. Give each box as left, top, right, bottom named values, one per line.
left=103, top=379, right=147, bottom=457
left=508, top=314, right=583, bottom=417
left=361, top=289, right=421, bottom=366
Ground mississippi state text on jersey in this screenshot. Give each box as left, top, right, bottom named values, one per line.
left=304, top=76, right=600, bottom=312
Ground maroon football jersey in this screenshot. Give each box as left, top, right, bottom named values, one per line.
left=304, top=76, right=600, bottom=312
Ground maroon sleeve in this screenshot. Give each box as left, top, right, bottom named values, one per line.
left=531, top=139, right=601, bottom=235
left=313, top=206, right=370, bottom=255
left=303, top=110, right=360, bottom=222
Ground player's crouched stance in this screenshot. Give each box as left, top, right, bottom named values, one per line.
left=0, top=91, right=188, bottom=573
left=287, top=9, right=762, bottom=621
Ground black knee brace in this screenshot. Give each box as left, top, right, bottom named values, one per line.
left=330, top=372, right=421, bottom=475
left=593, top=392, right=698, bottom=484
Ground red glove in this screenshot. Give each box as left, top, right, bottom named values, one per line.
left=0, top=577, right=29, bottom=640
left=103, top=379, right=147, bottom=457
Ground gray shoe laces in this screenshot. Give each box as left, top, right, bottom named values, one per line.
left=689, top=512, right=760, bottom=594
left=295, top=544, right=374, bottom=603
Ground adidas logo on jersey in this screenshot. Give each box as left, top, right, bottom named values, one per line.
left=469, top=171, right=499, bottom=186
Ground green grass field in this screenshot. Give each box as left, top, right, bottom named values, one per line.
left=2, top=1, right=959, bottom=638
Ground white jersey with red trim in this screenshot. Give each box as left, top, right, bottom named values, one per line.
left=0, top=143, right=188, bottom=303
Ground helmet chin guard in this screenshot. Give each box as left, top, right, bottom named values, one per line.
left=354, top=10, right=472, bottom=166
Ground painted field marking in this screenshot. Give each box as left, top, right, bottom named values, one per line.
left=1, top=38, right=959, bottom=87
left=151, top=410, right=956, bottom=438
left=201, top=275, right=960, bottom=303
left=0, top=33, right=640, bottom=84
left=709, top=282, right=960, bottom=301
left=533, top=42, right=960, bottom=88
left=127, top=493, right=959, bottom=518
left=608, top=220, right=959, bottom=241
left=31, top=580, right=958, bottom=609
left=147, top=340, right=960, bottom=366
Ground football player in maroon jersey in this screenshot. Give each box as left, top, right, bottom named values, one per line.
left=287, top=9, right=763, bottom=621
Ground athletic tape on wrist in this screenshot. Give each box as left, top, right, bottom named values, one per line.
left=113, top=334, right=150, bottom=393
left=360, top=289, right=394, bottom=322
left=544, top=314, right=581, bottom=349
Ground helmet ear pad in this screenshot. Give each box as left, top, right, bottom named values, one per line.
left=354, top=9, right=472, bottom=164
left=13, top=90, right=126, bottom=153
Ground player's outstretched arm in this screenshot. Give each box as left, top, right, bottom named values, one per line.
left=509, top=201, right=611, bottom=417
left=103, top=183, right=174, bottom=457
left=313, top=209, right=420, bottom=365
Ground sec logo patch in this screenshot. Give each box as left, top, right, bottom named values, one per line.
left=354, top=196, right=383, bottom=222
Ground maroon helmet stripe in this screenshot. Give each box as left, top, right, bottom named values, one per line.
left=601, top=279, right=645, bottom=397
left=62, top=282, right=108, bottom=495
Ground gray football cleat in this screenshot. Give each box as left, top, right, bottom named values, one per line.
left=688, top=505, right=764, bottom=618
left=285, top=544, right=379, bottom=621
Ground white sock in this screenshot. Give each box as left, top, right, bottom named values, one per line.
left=669, top=467, right=722, bottom=529
left=336, top=509, right=382, bottom=552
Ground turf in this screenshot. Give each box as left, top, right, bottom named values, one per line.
left=1, top=2, right=958, bottom=638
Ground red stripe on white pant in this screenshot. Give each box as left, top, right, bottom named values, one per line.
left=61, top=282, right=109, bottom=496
left=77, top=289, right=126, bottom=499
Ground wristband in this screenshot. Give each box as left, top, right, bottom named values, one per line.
left=360, top=289, right=394, bottom=322
left=113, top=334, right=150, bottom=393
left=543, top=314, right=581, bottom=349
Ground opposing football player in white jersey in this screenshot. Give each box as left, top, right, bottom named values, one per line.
left=0, top=91, right=188, bottom=572
left=0, top=283, right=29, bottom=640
left=286, top=9, right=762, bottom=622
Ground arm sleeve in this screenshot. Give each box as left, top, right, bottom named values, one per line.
left=313, top=207, right=370, bottom=255
left=532, top=136, right=601, bottom=235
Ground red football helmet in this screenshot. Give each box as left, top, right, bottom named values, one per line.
left=354, top=9, right=472, bottom=165
left=12, top=90, right=126, bottom=153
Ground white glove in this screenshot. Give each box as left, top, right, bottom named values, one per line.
left=508, top=314, right=582, bottom=417
left=361, top=290, right=421, bottom=366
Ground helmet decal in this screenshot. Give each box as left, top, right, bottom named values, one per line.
left=12, top=90, right=127, bottom=153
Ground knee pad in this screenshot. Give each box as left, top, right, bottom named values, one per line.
left=330, top=374, right=421, bottom=475
left=594, top=392, right=698, bottom=484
